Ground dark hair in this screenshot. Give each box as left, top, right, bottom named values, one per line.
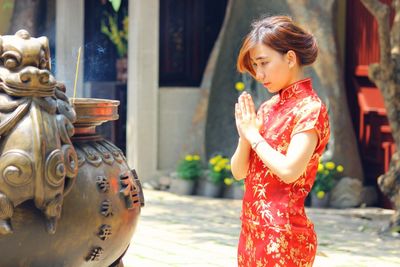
left=237, top=15, right=318, bottom=76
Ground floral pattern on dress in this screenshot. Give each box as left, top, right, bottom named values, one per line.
left=238, top=78, right=330, bottom=267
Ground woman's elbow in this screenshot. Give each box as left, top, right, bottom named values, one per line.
left=230, top=159, right=248, bottom=180
left=231, top=163, right=248, bottom=180
left=276, top=169, right=303, bottom=184
left=231, top=168, right=247, bottom=181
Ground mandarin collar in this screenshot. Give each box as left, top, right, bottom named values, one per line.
left=278, top=78, right=313, bottom=101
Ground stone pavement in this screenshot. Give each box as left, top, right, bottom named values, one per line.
left=122, top=189, right=400, bottom=267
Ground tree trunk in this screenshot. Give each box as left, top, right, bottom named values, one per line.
left=0, top=0, right=14, bottom=34
left=360, top=0, right=400, bottom=232
left=8, top=0, right=45, bottom=36
left=179, top=0, right=233, bottom=161
left=287, top=0, right=364, bottom=180
left=183, top=0, right=363, bottom=183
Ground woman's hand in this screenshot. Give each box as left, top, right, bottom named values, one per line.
left=235, top=92, right=262, bottom=141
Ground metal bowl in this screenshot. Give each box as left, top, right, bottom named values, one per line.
left=70, top=98, right=120, bottom=128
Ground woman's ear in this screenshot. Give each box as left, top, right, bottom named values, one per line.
left=286, top=50, right=297, bottom=68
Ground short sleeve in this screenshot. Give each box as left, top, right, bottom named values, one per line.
left=291, top=99, right=326, bottom=146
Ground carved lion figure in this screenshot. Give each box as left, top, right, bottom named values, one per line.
left=0, top=30, right=77, bottom=235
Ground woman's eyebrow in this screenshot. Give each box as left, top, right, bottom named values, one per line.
left=251, top=56, right=269, bottom=61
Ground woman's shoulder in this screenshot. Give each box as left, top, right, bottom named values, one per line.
left=297, top=93, right=327, bottom=112
left=290, top=94, right=330, bottom=127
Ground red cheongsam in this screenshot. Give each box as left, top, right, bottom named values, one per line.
left=238, top=78, right=330, bottom=267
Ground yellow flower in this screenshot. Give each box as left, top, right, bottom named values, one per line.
left=235, top=82, right=245, bottom=92
left=324, top=170, right=329, bottom=175
left=210, top=155, right=225, bottom=165
left=317, top=163, right=324, bottom=173
left=185, top=155, right=193, bottom=161
left=217, top=160, right=227, bottom=169
left=325, top=162, right=335, bottom=170
left=193, top=155, right=200, bottom=161
left=316, top=191, right=325, bottom=199
left=336, top=165, right=344, bottom=173
left=209, top=158, right=217, bottom=165
left=225, top=164, right=231, bottom=171
left=214, top=166, right=222, bottom=172
left=224, top=178, right=234, bottom=186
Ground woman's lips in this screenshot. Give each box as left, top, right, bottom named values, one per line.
left=263, top=82, right=271, bottom=87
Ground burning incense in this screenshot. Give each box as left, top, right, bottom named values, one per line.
left=73, top=47, right=82, bottom=101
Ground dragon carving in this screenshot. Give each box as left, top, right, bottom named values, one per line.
left=0, top=30, right=77, bottom=235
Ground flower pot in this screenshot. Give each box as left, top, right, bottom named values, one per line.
left=196, top=176, right=222, bottom=197
left=232, top=185, right=245, bottom=199
left=223, top=185, right=244, bottom=199
left=311, top=192, right=330, bottom=208
left=169, top=178, right=196, bottom=195
left=204, top=181, right=222, bottom=198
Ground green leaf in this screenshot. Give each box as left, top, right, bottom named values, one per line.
left=109, top=0, right=122, bottom=12
left=2, top=0, right=14, bottom=10
left=176, top=158, right=202, bottom=181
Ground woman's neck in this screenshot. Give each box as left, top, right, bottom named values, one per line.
left=288, top=67, right=305, bottom=85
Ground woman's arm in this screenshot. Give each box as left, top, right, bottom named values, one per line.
left=245, top=129, right=318, bottom=183
left=230, top=138, right=251, bottom=180
left=236, top=92, right=318, bottom=183
left=231, top=92, right=263, bottom=180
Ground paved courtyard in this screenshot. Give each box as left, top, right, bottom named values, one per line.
left=123, top=189, right=400, bottom=267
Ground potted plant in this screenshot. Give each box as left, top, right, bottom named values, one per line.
left=197, top=154, right=230, bottom=198
left=223, top=177, right=245, bottom=199
left=100, top=0, right=128, bottom=82
left=170, top=154, right=202, bottom=195
left=311, top=161, right=344, bottom=207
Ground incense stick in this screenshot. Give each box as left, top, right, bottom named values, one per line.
left=73, top=47, right=82, bottom=102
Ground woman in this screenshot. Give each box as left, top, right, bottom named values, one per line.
left=231, top=16, right=330, bottom=266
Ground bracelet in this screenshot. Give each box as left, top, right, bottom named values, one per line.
left=251, top=139, right=265, bottom=150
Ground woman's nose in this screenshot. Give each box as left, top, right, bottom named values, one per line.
left=255, top=69, right=264, bottom=81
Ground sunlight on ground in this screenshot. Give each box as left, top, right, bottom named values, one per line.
left=123, top=190, right=399, bottom=267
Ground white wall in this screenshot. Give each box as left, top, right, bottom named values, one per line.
left=158, top=88, right=202, bottom=172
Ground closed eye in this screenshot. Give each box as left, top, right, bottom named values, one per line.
left=252, top=61, right=269, bottom=68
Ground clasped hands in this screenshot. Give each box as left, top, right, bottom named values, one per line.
left=234, top=92, right=263, bottom=144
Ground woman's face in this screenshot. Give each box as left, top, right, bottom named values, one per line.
left=249, top=43, right=294, bottom=93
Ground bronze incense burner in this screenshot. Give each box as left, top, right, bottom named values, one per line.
left=0, top=30, right=143, bottom=266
